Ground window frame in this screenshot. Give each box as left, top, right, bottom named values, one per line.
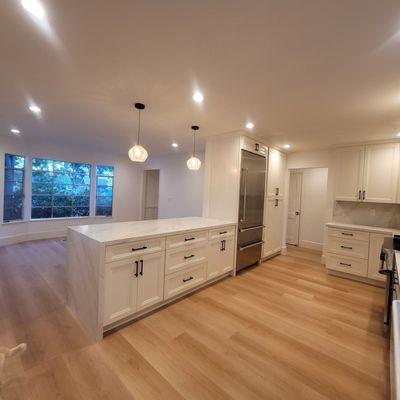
left=95, top=165, right=115, bottom=217
left=30, top=157, right=92, bottom=220
left=3, top=153, right=26, bottom=223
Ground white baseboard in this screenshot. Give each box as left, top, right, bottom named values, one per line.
left=299, top=240, right=323, bottom=251
left=0, top=230, right=66, bottom=246
left=281, top=245, right=288, bottom=255
left=321, top=254, right=326, bottom=265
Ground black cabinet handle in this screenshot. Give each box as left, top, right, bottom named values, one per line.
left=275, top=187, right=279, bottom=196
left=341, top=232, right=353, bottom=236
left=139, top=260, right=143, bottom=276
left=184, top=237, right=195, bottom=242
left=132, top=246, right=147, bottom=252
left=275, top=199, right=278, bottom=207
left=362, top=190, right=366, bottom=200
left=358, top=190, right=361, bottom=200
left=184, top=254, right=195, bottom=260
left=220, top=240, right=226, bottom=251
left=134, top=261, right=139, bottom=277
left=340, top=262, right=351, bottom=267
left=219, top=231, right=227, bottom=235
left=183, top=276, right=194, bottom=283
left=255, top=143, right=260, bottom=151
left=340, top=245, right=353, bottom=250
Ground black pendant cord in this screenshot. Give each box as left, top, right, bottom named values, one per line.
left=193, top=131, right=196, bottom=157
left=137, top=109, right=141, bottom=145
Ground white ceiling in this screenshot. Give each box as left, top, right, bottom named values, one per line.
left=2, top=0, right=400, bottom=156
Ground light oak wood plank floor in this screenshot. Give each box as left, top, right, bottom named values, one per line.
left=0, top=240, right=389, bottom=399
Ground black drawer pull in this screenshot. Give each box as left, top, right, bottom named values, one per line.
left=219, top=231, right=227, bottom=235
left=183, top=276, right=194, bottom=283
left=340, top=245, right=353, bottom=250
left=340, top=262, right=351, bottom=267
left=184, top=254, right=195, bottom=260
left=139, top=260, right=144, bottom=276
left=134, top=261, right=139, bottom=277
left=184, top=237, right=195, bottom=242
left=341, top=232, right=353, bottom=236
left=132, top=246, right=147, bottom=252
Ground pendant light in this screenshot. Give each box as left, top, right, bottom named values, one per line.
left=187, top=125, right=201, bottom=170
left=128, top=102, right=148, bottom=162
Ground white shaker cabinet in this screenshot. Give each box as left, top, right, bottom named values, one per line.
left=335, top=143, right=400, bottom=203
left=136, top=252, right=165, bottom=311
left=367, top=233, right=389, bottom=282
left=334, top=146, right=364, bottom=201
left=266, top=148, right=286, bottom=199
left=263, top=198, right=284, bottom=258
left=104, top=259, right=138, bottom=325
left=207, top=236, right=235, bottom=279
left=363, top=143, right=399, bottom=203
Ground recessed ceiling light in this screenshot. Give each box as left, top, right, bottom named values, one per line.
left=172, top=143, right=178, bottom=148
left=192, top=91, right=204, bottom=103
left=246, top=122, right=254, bottom=129
left=11, top=128, right=21, bottom=135
left=283, top=144, right=291, bottom=149
left=29, top=105, right=41, bottom=114
left=21, top=0, right=46, bottom=20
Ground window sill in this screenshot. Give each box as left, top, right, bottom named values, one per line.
left=2, top=219, right=28, bottom=225
left=28, top=216, right=113, bottom=222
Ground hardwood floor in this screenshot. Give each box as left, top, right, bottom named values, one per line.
left=0, top=240, right=389, bottom=399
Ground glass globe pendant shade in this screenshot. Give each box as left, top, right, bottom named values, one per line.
left=186, top=156, right=201, bottom=170
left=128, top=144, right=148, bottom=162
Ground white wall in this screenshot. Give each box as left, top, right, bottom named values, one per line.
left=144, top=152, right=204, bottom=219
left=0, top=135, right=144, bottom=245
left=297, top=168, right=328, bottom=251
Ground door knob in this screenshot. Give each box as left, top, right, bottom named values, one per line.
left=295, top=211, right=300, bottom=215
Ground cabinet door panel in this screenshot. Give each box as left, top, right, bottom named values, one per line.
left=262, top=198, right=284, bottom=258
left=335, top=146, right=364, bottom=201
left=368, top=233, right=389, bottom=281
left=266, top=148, right=286, bottom=198
left=137, top=252, right=165, bottom=311
left=207, top=237, right=235, bottom=279
left=363, top=143, right=399, bottom=203
left=104, top=259, right=137, bottom=325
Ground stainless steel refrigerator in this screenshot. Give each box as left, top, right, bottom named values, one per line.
left=237, top=149, right=266, bottom=272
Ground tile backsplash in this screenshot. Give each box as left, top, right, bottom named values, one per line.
left=333, top=201, right=400, bottom=229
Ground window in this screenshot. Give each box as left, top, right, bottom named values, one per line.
left=31, top=158, right=91, bottom=219
left=96, top=165, right=114, bottom=216
left=3, top=154, right=25, bottom=222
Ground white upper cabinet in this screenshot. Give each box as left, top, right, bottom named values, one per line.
left=335, top=143, right=400, bottom=203
left=266, top=148, right=286, bottom=199
left=335, top=146, right=364, bottom=201
left=363, top=143, right=399, bottom=203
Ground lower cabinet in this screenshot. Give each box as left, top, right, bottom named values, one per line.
left=368, top=233, right=389, bottom=282
left=104, top=251, right=164, bottom=325
left=263, top=198, right=284, bottom=258
left=207, top=236, right=235, bottom=279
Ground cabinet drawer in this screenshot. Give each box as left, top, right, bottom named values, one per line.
left=164, top=263, right=207, bottom=300
left=166, top=230, right=208, bottom=249
left=165, top=243, right=207, bottom=275
left=105, top=237, right=165, bottom=262
left=326, top=253, right=368, bottom=277
left=208, top=225, right=236, bottom=240
left=327, top=228, right=369, bottom=242
left=325, top=236, right=369, bottom=259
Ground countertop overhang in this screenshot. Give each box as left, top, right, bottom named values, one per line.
left=326, top=221, right=400, bottom=236
left=68, top=216, right=236, bottom=245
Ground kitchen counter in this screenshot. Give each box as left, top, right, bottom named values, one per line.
left=326, top=222, right=400, bottom=236
left=67, top=217, right=237, bottom=342
left=70, top=216, right=236, bottom=245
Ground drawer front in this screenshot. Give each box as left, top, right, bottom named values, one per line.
left=166, top=230, right=208, bottom=249
left=105, top=237, right=165, bottom=263
left=208, top=225, right=236, bottom=241
left=325, top=236, right=369, bottom=259
left=326, top=253, right=368, bottom=277
left=164, top=263, right=207, bottom=300
left=327, top=228, right=369, bottom=242
left=165, top=243, right=207, bottom=275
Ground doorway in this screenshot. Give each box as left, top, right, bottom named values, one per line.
left=286, top=168, right=328, bottom=250
left=143, top=169, right=160, bottom=220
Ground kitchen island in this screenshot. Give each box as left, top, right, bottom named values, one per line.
left=67, top=217, right=236, bottom=341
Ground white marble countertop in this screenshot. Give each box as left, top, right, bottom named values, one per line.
left=326, top=221, right=400, bottom=236
left=69, top=217, right=236, bottom=245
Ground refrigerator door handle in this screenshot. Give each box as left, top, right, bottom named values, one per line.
left=240, top=167, right=248, bottom=222
left=239, top=225, right=264, bottom=232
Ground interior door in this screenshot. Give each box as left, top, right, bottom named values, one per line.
left=335, top=146, right=364, bottom=201
left=287, top=172, right=302, bottom=246
left=239, top=150, right=266, bottom=229
left=363, top=143, right=399, bottom=203
left=137, top=252, right=165, bottom=311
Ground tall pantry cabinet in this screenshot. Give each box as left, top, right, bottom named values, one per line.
left=262, top=148, right=287, bottom=259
